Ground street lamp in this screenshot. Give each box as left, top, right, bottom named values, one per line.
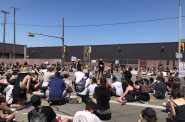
left=178, top=0, right=182, bottom=67
left=27, top=32, right=65, bottom=64
left=27, top=18, right=65, bottom=65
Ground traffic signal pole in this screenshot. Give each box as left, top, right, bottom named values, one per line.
left=1, top=10, right=9, bottom=59
left=178, top=0, right=182, bottom=67
left=62, top=18, right=65, bottom=65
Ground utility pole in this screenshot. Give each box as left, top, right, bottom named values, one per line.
left=11, top=7, right=19, bottom=59
left=178, top=0, right=182, bottom=68
left=1, top=10, right=9, bottom=59
left=62, top=18, right=65, bottom=65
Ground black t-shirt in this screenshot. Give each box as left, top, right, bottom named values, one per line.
left=98, top=61, right=104, bottom=69
left=122, top=82, right=128, bottom=92
left=28, top=106, right=56, bottom=122
left=12, top=74, right=27, bottom=103
left=95, top=85, right=111, bottom=111
left=123, top=70, right=132, bottom=81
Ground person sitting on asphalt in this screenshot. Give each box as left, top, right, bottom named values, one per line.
left=73, top=101, right=102, bottom=122
left=153, top=76, right=167, bottom=99
left=147, top=77, right=155, bottom=93
left=3, top=76, right=15, bottom=105
left=11, top=70, right=29, bottom=110
left=137, top=107, right=157, bottom=122
left=162, top=78, right=184, bottom=113
left=93, top=76, right=111, bottom=121
left=88, top=76, right=98, bottom=101
left=169, top=89, right=185, bottom=122
left=28, top=95, right=57, bottom=122
left=40, top=65, right=55, bottom=93
left=46, top=71, right=67, bottom=104
left=135, top=80, right=150, bottom=102
left=63, top=73, right=73, bottom=99
left=111, top=76, right=123, bottom=97
left=75, top=72, right=90, bottom=104
left=0, top=95, right=15, bottom=122
left=121, top=76, right=128, bottom=93
left=117, top=79, right=136, bottom=104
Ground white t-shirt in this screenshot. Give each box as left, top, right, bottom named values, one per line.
left=4, top=85, right=14, bottom=104
left=112, top=81, right=123, bottom=96
left=42, top=71, right=55, bottom=87
left=74, top=71, right=85, bottom=84
left=73, top=110, right=102, bottom=122
left=88, top=83, right=98, bottom=96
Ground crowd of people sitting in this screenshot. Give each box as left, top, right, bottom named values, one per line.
left=0, top=60, right=184, bottom=122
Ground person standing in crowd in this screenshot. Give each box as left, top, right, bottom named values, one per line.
left=73, top=101, right=102, bottom=122
left=76, top=60, right=82, bottom=71
left=137, top=107, right=157, bottom=122
left=122, top=66, right=132, bottom=81
left=110, top=63, right=114, bottom=77
left=28, top=95, right=57, bottom=122
left=98, top=59, right=104, bottom=78
left=93, top=76, right=111, bottom=120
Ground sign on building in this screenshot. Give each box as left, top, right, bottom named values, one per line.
left=178, top=62, right=185, bottom=77
left=71, top=56, right=77, bottom=62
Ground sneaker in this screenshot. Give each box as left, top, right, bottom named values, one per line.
left=161, top=108, right=170, bottom=113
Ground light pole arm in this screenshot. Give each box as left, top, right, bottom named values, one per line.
left=28, top=32, right=63, bottom=39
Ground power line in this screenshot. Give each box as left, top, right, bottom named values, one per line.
left=1, top=16, right=185, bottom=28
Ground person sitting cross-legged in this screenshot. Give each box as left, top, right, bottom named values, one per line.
left=93, top=76, right=111, bottom=121
left=46, top=72, right=67, bottom=104
left=73, top=101, right=102, bottom=122
left=28, top=95, right=57, bottom=122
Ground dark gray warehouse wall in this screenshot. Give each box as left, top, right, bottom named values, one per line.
left=27, top=42, right=182, bottom=61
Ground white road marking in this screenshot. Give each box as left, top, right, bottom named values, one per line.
left=71, top=95, right=165, bottom=109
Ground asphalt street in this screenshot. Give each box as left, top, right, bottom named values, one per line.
left=13, top=72, right=172, bottom=122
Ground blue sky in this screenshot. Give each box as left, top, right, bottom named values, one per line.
left=0, top=0, right=185, bottom=47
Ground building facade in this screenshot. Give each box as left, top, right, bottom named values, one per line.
left=27, top=42, right=181, bottom=61
left=0, top=43, right=26, bottom=59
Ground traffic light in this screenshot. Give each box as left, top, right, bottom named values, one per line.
left=64, top=45, right=68, bottom=56
left=27, top=32, right=35, bottom=37
left=64, top=46, right=66, bottom=53
left=181, top=42, right=184, bottom=52
left=88, top=46, right=92, bottom=54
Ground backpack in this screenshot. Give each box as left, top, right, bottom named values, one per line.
left=75, top=77, right=88, bottom=92
left=30, top=107, right=47, bottom=122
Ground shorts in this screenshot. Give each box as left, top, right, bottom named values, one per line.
left=19, top=82, right=26, bottom=90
